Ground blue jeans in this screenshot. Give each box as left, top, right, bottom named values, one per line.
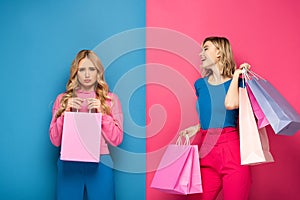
left=57, top=155, right=114, bottom=200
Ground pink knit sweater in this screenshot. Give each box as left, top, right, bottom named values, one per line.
left=49, top=91, right=123, bottom=155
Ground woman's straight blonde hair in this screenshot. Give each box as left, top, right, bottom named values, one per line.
left=201, top=37, right=236, bottom=78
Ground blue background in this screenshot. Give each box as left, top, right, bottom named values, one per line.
left=0, top=0, right=146, bottom=199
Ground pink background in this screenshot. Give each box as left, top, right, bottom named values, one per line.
left=146, top=0, right=300, bottom=199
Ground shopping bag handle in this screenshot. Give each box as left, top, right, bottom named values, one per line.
left=74, top=108, right=92, bottom=113
left=243, top=68, right=265, bottom=81
left=242, top=68, right=266, bottom=86
left=72, top=89, right=93, bottom=113
left=176, top=134, right=190, bottom=146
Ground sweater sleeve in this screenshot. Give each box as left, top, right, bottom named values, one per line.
left=49, top=94, right=65, bottom=147
left=101, top=93, right=124, bottom=146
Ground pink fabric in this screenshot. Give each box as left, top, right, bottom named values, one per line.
left=49, top=92, right=123, bottom=155
left=76, top=90, right=96, bottom=112
left=188, top=128, right=251, bottom=200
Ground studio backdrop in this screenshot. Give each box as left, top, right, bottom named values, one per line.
left=1, top=0, right=299, bottom=200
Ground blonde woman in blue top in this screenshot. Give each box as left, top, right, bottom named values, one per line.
left=181, top=37, right=251, bottom=200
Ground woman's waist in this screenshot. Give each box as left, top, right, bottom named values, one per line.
left=200, top=126, right=238, bottom=134
left=192, top=127, right=239, bottom=145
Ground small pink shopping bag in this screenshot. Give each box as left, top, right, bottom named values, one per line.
left=151, top=136, right=203, bottom=194
left=60, top=112, right=102, bottom=163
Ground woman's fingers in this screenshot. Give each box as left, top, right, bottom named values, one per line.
left=86, top=98, right=101, bottom=111
left=180, top=130, right=187, bottom=136
left=67, top=98, right=83, bottom=110
left=240, top=63, right=251, bottom=70
left=66, top=98, right=102, bottom=112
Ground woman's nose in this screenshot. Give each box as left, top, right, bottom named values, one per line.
left=199, top=50, right=204, bottom=56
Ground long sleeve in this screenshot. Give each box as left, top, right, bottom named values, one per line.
left=49, top=93, right=65, bottom=147
left=101, top=93, right=124, bottom=146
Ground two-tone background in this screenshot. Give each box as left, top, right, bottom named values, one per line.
left=1, top=0, right=300, bottom=199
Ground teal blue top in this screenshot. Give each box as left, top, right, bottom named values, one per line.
left=194, top=77, right=242, bottom=130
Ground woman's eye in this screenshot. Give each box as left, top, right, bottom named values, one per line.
left=78, top=68, right=85, bottom=72
left=89, top=67, right=96, bottom=71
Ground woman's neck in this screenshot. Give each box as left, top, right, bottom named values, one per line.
left=208, top=73, right=230, bottom=85
left=207, top=63, right=231, bottom=84
left=78, top=86, right=95, bottom=92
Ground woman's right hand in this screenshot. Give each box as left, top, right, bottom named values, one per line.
left=179, top=124, right=200, bottom=138
left=234, top=63, right=251, bottom=77
left=66, top=97, right=84, bottom=111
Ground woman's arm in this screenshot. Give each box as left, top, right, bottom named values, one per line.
left=225, top=63, right=250, bottom=110
left=180, top=123, right=201, bottom=138
left=49, top=94, right=64, bottom=147
left=224, top=70, right=241, bottom=110
left=101, top=93, right=124, bottom=146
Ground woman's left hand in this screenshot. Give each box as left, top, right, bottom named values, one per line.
left=86, top=98, right=101, bottom=113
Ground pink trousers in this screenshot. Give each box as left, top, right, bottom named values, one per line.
left=187, top=127, right=251, bottom=200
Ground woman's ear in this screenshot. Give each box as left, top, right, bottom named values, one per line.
left=216, top=49, right=221, bottom=58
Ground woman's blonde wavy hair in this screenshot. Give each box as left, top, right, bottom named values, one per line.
left=201, top=37, right=236, bottom=78
left=56, top=50, right=111, bottom=118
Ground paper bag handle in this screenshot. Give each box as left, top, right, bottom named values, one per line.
left=74, top=108, right=93, bottom=113
left=176, top=134, right=190, bottom=146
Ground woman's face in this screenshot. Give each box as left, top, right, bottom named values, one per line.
left=77, top=57, right=98, bottom=91
left=200, top=41, right=219, bottom=69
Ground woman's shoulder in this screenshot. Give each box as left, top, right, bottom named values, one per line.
left=194, top=77, right=207, bottom=88
left=107, top=92, right=121, bottom=102
left=51, top=92, right=66, bottom=109
left=107, top=92, right=122, bottom=109
left=54, top=92, right=67, bottom=103
left=57, top=92, right=66, bottom=99
left=108, top=92, right=117, bottom=98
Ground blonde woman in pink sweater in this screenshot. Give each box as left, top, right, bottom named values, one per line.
left=49, top=50, right=123, bottom=200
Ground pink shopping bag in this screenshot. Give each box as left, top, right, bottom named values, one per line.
left=258, top=127, right=274, bottom=163
left=246, top=86, right=269, bottom=128
left=189, top=144, right=203, bottom=194
left=239, top=87, right=274, bottom=165
left=151, top=136, right=202, bottom=195
left=60, top=112, right=102, bottom=163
